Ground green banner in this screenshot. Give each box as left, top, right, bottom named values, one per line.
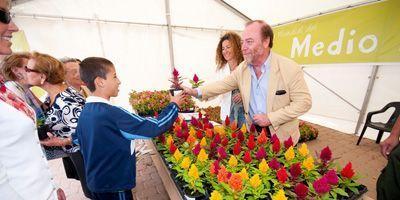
left=273, top=0, right=400, bottom=64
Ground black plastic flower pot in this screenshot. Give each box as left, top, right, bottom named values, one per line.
left=338, top=184, right=368, bottom=200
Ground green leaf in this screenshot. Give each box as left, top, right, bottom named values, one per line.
left=348, top=186, right=359, bottom=194
left=333, top=188, right=348, bottom=197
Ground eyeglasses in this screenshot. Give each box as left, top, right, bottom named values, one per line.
left=0, top=8, right=11, bottom=24
left=24, top=66, right=40, bottom=73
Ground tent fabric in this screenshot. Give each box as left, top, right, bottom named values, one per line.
left=10, top=0, right=400, bottom=140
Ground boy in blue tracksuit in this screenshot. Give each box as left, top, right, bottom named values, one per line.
left=75, top=57, right=184, bottom=200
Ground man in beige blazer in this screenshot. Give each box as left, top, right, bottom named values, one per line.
left=184, top=20, right=311, bottom=144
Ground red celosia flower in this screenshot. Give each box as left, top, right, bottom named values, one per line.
left=272, top=140, right=281, bottom=153
left=289, top=163, right=302, bottom=179
left=324, top=170, right=339, bottom=185
left=158, top=134, right=166, bottom=144
left=172, top=68, right=179, bottom=77
left=193, top=74, right=199, bottom=83
left=320, top=146, right=332, bottom=163
left=210, top=141, right=217, bottom=150
left=210, top=160, right=220, bottom=175
left=294, top=183, right=309, bottom=199
left=198, top=122, right=204, bottom=129
left=154, top=111, right=159, bottom=118
left=276, top=167, right=288, bottom=183
left=181, top=120, right=188, bottom=131
left=192, top=143, right=201, bottom=156
left=271, top=134, right=279, bottom=144
left=313, top=177, right=330, bottom=194
left=250, top=124, right=256, bottom=133
left=182, top=131, right=189, bottom=140
left=213, top=133, right=221, bottom=144
left=268, top=158, right=281, bottom=170
left=176, top=130, right=184, bottom=139
left=233, top=141, right=241, bottom=155
left=232, top=131, right=237, bottom=138
left=208, top=122, right=214, bottom=129
left=169, top=142, right=177, bottom=154
left=284, top=136, right=293, bottom=149
left=257, top=129, right=268, bottom=145
left=218, top=147, right=227, bottom=160
left=196, top=130, right=203, bottom=139
left=191, top=117, right=198, bottom=127
left=341, top=162, right=355, bottom=179
left=221, top=137, right=229, bottom=146
left=243, top=151, right=252, bottom=163
left=225, top=116, right=230, bottom=126
left=202, top=117, right=209, bottom=124
left=247, top=135, right=256, bottom=150
left=198, top=112, right=202, bottom=119
left=237, top=131, right=244, bottom=142
left=256, top=147, right=266, bottom=160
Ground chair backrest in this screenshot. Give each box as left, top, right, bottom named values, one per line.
left=386, top=102, right=400, bottom=128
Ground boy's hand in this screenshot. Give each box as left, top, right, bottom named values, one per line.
left=170, top=92, right=185, bottom=108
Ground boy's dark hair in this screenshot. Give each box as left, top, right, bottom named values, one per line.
left=79, top=57, right=114, bottom=92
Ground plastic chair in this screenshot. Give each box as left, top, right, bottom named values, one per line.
left=356, top=102, right=400, bottom=145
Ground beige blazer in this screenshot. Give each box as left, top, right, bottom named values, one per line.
left=200, top=52, right=312, bottom=144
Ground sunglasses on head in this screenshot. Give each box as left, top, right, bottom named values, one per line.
left=24, top=66, right=40, bottom=73
left=0, top=8, right=11, bottom=24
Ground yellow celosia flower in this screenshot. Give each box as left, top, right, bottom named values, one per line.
left=214, top=126, right=225, bottom=137
left=228, top=155, right=238, bottom=167
left=240, top=124, right=247, bottom=133
left=284, top=146, right=295, bottom=161
left=166, top=135, right=173, bottom=146
left=189, top=127, right=196, bottom=136
left=200, top=137, right=207, bottom=147
left=173, top=149, right=183, bottom=162
left=302, top=156, right=314, bottom=171
left=250, top=174, right=261, bottom=188
left=239, top=168, right=249, bottom=180
left=259, top=159, right=269, bottom=173
left=210, top=190, right=223, bottom=200
left=188, top=164, right=199, bottom=180
left=298, top=143, right=309, bottom=157
left=181, top=157, right=191, bottom=169
left=197, top=148, right=208, bottom=162
left=272, top=189, right=287, bottom=200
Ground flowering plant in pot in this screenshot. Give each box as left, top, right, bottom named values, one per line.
left=155, top=116, right=367, bottom=199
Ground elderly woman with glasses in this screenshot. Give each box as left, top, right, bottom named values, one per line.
left=0, top=0, right=65, bottom=199
left=25, top=51, right=93, bottom=199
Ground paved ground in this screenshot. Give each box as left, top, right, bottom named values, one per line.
left=49, top=123, right=386, bottom=199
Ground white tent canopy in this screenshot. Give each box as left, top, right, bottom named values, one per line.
left=10, top=0, right=400, bottom=140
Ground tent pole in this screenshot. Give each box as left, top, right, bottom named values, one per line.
left=165, top=0, right=175, bottom=70
left=215, top=0, right=252, bottom=22
left=354, top=65, right=379, bottom=135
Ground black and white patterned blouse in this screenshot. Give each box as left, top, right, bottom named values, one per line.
left=44, top=87, right=85, bottom=153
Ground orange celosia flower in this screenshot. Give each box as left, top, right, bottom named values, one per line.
left=174, top=125, right=181, bottom=133
left=217, top=165, right=229, bottom=183
left=206, top=129, right=214, bottom=138
left=186, top=135, right=196, bottom=144
left=230, top=121, right=238, bottom=130
left=257, top=129, right=268, bottom=145
left=228, top=173, right=243, bottom=192
left=214, top=126, right=225, bottom=137
left=166, top=135, right=173, bottom=147
left=197, top=148, right=208, bottom=162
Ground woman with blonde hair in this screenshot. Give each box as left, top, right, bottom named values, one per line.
left=25, top=52, right=93, bottom=198
left=215, top=31, right=246, bottom=127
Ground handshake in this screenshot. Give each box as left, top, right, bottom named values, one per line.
left=169, top=86, right=199, bottom=109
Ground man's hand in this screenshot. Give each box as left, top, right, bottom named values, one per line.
left=170, top=92, right=185, bottom=108
left=252, top=114, right=271, bottom=127
left=40, top=133, right=70, bottom=147
left=232, top=93, right=242, bottom=104
left=380, top=135, right=399, bottom=159
left=182, top=85, right=198, bottom=97
left=57, top=188, right=66, bottom=200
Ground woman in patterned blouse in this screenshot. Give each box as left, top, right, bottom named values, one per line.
left=25, top=51, right=93, bottom=199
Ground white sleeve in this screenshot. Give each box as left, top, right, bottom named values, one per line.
left=0, top=161, right=23, bottom=200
